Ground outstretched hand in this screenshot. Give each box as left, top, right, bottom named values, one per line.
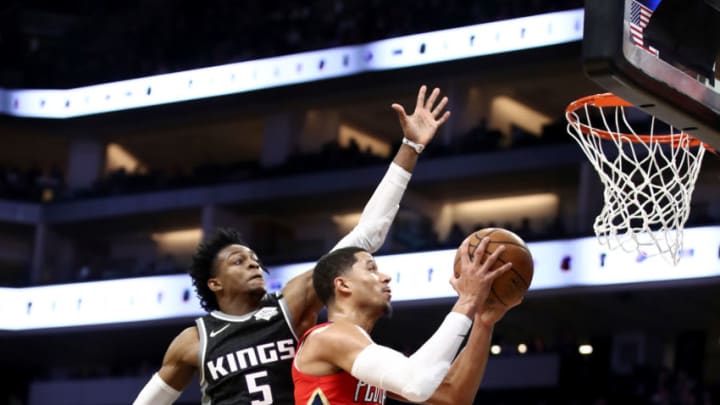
left=392, top=85, right=451, bottom=146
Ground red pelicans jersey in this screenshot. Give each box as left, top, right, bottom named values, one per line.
left=293, top=323, right=386, bottom=405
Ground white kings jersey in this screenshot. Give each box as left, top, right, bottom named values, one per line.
left=196, top=292, right=298, bottom=404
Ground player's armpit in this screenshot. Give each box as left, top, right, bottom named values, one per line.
left=280, top=268, right=321, bottom=337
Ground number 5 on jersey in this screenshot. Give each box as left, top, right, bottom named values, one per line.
left=246, top=370, right=272, bottom=405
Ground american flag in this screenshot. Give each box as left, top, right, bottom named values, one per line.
left=629, top=0, right=659, bottom=56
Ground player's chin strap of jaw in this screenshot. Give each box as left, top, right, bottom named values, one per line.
left=332, top=162, right=410, bottom=253
left=133, top=373, right=182, bottom=405
left=351, top=312, right=472, bottom=402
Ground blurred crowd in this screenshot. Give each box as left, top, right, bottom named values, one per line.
left=0, top=119, right=565, bottom=203
left=1, top=0, right=583, bottom=88
left=2, top=118, right=718, bottom=287
left=0, top=163, right=64, bottom=202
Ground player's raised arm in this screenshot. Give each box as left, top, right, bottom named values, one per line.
left=282, top=85, right=451, bottom=337
left=332, top=84, right=450, bottom=252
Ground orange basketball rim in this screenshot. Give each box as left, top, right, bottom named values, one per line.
left=565, top=92, right=711, bottom=149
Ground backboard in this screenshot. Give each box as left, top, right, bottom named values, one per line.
left=583, top=0, right=720, bottom=150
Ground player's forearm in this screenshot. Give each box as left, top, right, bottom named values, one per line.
left=133, top=373, right=182, bottom=405
left=359, top=161, right=411, bottom=222
left=351, top=313, right=472, bottom=402
left=427, top=318, right=494, bottom=405
left=393, top=142, right=422, bottom=172
left=450, top=295, right=481, bottom=319
left=332, top=161, right=411, bottom=253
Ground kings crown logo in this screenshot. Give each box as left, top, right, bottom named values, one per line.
left=254, top=307, right=279, bottom=321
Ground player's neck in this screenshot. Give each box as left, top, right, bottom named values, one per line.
left=217, top=291, right=264, bottom=316
left=327, top=305, right=379, bottom=333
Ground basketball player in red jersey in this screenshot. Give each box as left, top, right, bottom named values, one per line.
left=134, top=85, right=451, bottom=405
left=293, top=238, right=516, bottom=405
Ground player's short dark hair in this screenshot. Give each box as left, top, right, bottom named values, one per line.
left=189, top=228, right=247, bottom=312
left=313, top=246, right=366, bottom=305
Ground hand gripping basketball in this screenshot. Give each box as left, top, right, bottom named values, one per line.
left=449, top=235, right=513, bottom=312
left=454, top=228, right=534, bottom=308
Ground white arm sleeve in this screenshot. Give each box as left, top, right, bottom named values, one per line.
left=332, top=162, right=411, bottom=253
left=133, top=373, right=182, bottom=405
left=350, top=312, right=472, bottom=402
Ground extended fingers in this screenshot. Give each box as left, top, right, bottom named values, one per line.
left=481, top=244, right=506, bottom=268
left=415, top=85, right=427, bottom=111
left=436, top=110, right=451, bottom=126
left=431, top=96, right=449, bottom=117
left=458, top=236, right=472, bottom=266
left=487, top=262, right=513, bottom=282
left=391, top=103, right=408, bottom=119
left=464, top=236, right=487, bottom=266
left=424, top=87, right=441, bottom=110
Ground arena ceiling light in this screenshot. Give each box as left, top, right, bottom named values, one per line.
left=0, top=226, right=717, bottom=331
left=0, top=9, right=583, bottom=119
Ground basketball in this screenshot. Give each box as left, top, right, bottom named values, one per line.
left=453, top=228, right=534, bottom=308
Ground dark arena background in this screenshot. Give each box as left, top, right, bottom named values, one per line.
left=1, top=1, right=719, bottom=404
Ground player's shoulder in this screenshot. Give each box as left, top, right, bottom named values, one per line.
left=166, top=326, right=199, bottom=352
left=173, top=326, right=200, bottom=347
left=307, top=321, right=368, bottom=344
left=165, top=326, right=201, bottom=367
left=180, top=325, right=200, bottom=337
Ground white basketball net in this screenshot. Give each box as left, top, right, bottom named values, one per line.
left=566, top=94, right=707, bottom=265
